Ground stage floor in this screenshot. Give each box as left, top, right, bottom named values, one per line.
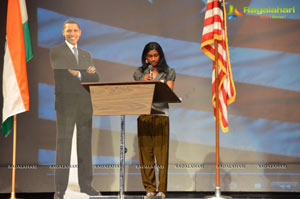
left=0, top=192, right=299, bottom=199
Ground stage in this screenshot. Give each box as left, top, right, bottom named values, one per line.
left=0, top=192, right=299, bottom=199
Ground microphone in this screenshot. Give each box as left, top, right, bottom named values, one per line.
left=148, top=65, right=153, bottom=77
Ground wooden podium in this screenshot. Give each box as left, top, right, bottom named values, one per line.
left=82, top=81, right=181, bottom=199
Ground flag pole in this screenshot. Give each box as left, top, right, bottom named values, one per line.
left=214, top=39, right=221, bottom=195
left=8, top=115, right=21, bottom=199
left=204, top=41, right=231, bottom=199
left=202, top=0, right=235, bottom=197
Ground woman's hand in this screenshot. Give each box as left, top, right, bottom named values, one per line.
left=144, top=74, right=153, bottom=81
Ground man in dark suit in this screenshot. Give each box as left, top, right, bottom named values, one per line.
left=49, top=19, right=100, bottom=199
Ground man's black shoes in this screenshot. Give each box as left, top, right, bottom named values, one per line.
left=80, top=186, right=101, bottom=196
left=54, top=187, right=100, bottom=198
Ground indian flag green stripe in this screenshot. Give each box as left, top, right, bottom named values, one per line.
left=1, top=117, right=13, bottom=137
left=23, top=21, right=33, bottom=62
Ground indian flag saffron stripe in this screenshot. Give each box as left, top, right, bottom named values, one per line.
left=2, top=0, right=32, bottom=137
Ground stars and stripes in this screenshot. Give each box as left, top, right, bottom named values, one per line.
left=201, top=0, right=236, bottom=132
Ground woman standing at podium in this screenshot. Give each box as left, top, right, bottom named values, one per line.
left=133, top=42, right=176, bottom=199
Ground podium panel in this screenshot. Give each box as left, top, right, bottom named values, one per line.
left=89, top=84, right=155, bottom=115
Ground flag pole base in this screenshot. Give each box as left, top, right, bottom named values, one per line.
left=204, top=187, right=232, bottom=199
left=204, top=196, right=231, bottom=199
left=6, top=192, right=22, bottom=199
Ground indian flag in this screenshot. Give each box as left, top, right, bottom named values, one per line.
left=2, top=0, right=33, bottom=137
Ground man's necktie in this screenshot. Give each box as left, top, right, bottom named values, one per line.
left=73, top=47, right=78, bottom=63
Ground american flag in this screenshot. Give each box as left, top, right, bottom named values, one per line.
left=201, top=0, right=236, bottom=133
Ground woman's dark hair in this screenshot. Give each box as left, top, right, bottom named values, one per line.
left=140, top=42, right=169, bottom=72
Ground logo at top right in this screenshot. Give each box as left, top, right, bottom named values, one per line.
left=227, top=4, right=296, bottom=21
